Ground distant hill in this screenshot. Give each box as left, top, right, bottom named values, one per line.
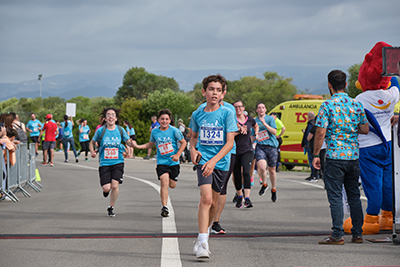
left=0, top=65, right=351, bottom=101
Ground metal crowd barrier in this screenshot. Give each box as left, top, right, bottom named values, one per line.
left=0, top=143, right=42, bottom=203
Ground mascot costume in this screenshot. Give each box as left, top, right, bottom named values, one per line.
left=343, top=41, right=400, bottom=234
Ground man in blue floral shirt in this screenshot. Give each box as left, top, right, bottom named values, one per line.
left=312, top=70, right=369, bottom=245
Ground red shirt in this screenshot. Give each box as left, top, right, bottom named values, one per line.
left=43, top=121, right=58, bottom=141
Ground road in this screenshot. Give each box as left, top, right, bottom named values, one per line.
left=0, top=151, right=399, bottom=267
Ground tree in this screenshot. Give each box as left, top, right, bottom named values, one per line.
left=223, top=72, right=297, bottom=116
left=115, top=67, right=180, bottom=105
left=347, top=63, right=362, bottom=98
left=143, top=88, right=195, bottom=119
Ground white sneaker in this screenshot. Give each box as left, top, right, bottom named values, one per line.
left=196, top=243, right=210, bottom=259
left=4, top=196, right=13, bottom=202
left=193, top=240, right=200, bottom=255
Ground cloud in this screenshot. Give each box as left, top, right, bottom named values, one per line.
left=0, top=0, right=399, bottom=83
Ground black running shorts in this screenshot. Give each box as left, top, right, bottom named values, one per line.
left=99, top=163, right=124, bottom=186
left=156, top=164, right=180, bottom=181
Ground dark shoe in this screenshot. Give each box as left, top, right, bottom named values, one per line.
left=351, top=236, right=363, bottom=243
left=259, top=184, right=268, bottom=196
left=305, top=176, right=312, bottom=181
left=107, top=206, right=115, bottom=217
left=161, top=206, right=169, bottom=217
left=271, top=190, right=277, bottom=202
left=103, top=190, right=109, bottom=198
left=235, top=196, right=243, bottom=208
left=143, top=155, right=150, bottom=160
left=232, top=193, right=238, bottom=203
left=64, top=159, right=68, bottom=163
left=211, top=221, right=225, bottom=234
left=76, top=157, right=79, bottom=163
left=318, top=236, right=344, bottom=245
left=244, top=198, right=253, bottom=208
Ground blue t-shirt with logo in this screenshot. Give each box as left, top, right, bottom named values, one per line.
left=191, top=100, right=237, bottom=154
left=92, top=126, right=130, bottom=167
left=150, top=125, right=184, bottom=166
left=255, top=115, right=279, bottom=147
left=60, top=121, right=74, bottom=138
left=79, top=125, right=91, bottom=142
left=190, top=105, right=238, bottom=171
left=26, top=120, right=43, bottom=137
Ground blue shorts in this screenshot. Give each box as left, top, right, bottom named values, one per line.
left=255, top=144, right=278, bottom=168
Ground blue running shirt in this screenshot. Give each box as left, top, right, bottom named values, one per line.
left=92, top=126, right=130, bottom=167
left=60, top=121, right=74, bottom=138
left=79, top=125, right=91, bottom=142
left=26, top=120, right=43, bottom=137
left=255, top=115, right=279, bottom=147
left=150, top=125, right=184, bottom=166
left=190, top=105, right=238, bottom=171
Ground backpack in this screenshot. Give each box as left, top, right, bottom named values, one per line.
left=98, top=125, right=124, bottom=148
left=13, top=122, right=28, bottom=143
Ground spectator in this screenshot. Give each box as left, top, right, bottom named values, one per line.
left=301, top=111, right=316, bottom=181
left=313, top=69, right=368, bottom=245
left=10, top=112, right=28, bottom=144
left=55, top=120, right=63, bottom=152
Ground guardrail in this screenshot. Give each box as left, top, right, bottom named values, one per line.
left=0, top=143, right=42, bottom=202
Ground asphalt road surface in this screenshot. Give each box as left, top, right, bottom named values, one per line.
left=1, top=152, right=399, bottom=267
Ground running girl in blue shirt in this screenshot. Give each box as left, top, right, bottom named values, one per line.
left=78, top=119, right=91, bottom=161
left=134, top=109, right=186, bottom=217
left=89, top=108, right=134, bottom=217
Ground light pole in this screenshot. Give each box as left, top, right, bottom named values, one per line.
left=38, top=74, right=42, bottom=98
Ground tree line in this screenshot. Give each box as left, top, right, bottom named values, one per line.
left=0, top=65, right=362, bottom=157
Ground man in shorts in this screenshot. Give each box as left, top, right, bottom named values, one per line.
left=89, top=107, right=134, bottom=217
left=190, top=74, right=237, bottom=259
left=26, top=113, right=43, bottom=156
left=134, top=109, right=186, bottom=217
left=40, top=114, right=58, bottom=167
left=255, top=103, right=279, bottom=202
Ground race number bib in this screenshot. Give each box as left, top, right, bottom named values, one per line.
left=158, top=142, right=174, bottom=155
left=104, top=148, right=118, bottom=159
left=83, top=134, right=89, bottom=140
left=258, top=130, right=270, bottom=142
left=33, top=127, right=38, bottom=132
left=200, top=126, right=223, bottom=145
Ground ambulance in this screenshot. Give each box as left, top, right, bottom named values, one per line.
left=268, top=95, right=324, bottom=170
left=270, top=94, right=400, bottom=170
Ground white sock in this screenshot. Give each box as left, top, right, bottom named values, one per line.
left=198, top=233, right=208, bottom=244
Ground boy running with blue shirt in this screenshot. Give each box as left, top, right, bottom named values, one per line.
left=134, top=109, right=187, bottom=217
left=89, top=108, right=134, bottom=217
left=190, top=75, right=238, bottom=259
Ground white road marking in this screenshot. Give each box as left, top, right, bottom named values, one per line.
left=55, top=162, right=182, bottom=267
left=279, top=176, right=367, bottom=200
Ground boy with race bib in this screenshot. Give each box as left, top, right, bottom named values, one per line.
left=134, top=109, right=187, bottom=218
left=89, top=108, right=134, bottom=217
left=190, top=75, right=237, bottom=259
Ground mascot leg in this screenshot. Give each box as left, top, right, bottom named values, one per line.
left=379, top=210, right=393, bottom=230
left=343, top=214, right=380, bottom=235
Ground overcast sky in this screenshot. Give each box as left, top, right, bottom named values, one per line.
left=1, top=0, right=400, bottom=84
